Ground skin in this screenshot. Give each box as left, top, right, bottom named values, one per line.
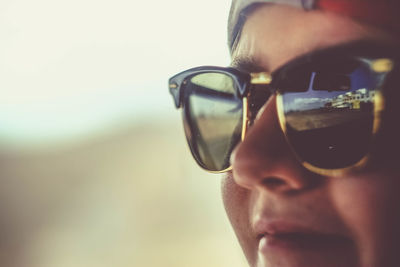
left=222, top=5, right=400, bottom=267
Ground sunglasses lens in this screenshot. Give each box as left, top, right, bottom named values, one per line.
left=182, top=72, right=243, bottom=171
left=279, top=59, right=387, bottom=170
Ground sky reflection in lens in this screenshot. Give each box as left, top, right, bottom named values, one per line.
left=185, top=73, right=242, bottom=171
left=282, top=67, right=377, bottom=131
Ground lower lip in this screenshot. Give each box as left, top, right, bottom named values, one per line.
left=258, top=233, right=347, bottom=253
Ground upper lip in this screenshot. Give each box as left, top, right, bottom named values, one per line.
left=254, top=218, right=343, bottom=241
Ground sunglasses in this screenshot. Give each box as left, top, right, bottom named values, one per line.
left=168, top=42, right=397, bottom=176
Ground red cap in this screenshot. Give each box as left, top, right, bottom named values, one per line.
left=316, top=0, right=400, bottom=32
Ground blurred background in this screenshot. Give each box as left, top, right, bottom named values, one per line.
left=0, top=0, right=247, bottom=266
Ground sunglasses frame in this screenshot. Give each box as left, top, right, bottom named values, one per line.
left=169, top=41, right=398, bottom=176
left=169, top=66, right=252, bottom=108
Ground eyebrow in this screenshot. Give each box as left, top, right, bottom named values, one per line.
left=230, top=55, right=270, bottom=73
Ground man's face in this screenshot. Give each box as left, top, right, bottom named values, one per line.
left=222, top=5, right=400, bottom=267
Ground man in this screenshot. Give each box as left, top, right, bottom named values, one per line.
left=169, top=0, right=400, bottom=266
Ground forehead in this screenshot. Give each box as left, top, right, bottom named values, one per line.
left=232, top=5, right=396, bottom=72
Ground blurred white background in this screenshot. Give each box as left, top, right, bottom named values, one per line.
left=0, top=0, right=247, bottom=266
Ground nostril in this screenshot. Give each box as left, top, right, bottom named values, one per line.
left=262, top=177, right=286, bottom=189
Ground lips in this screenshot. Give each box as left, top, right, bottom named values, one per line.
left=255, top=220, right=352, bottom=253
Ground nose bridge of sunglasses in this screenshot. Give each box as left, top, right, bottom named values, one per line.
left=250, top=72, right=272, bottom=84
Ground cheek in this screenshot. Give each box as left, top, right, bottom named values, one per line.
left=221, top=173, right=258, bottom=265
left=329, top=173, right=400, bottom=266
left=221, top=173, right=248, bottom=231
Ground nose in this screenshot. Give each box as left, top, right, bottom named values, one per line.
left=231, top=95, right=320, bottom=194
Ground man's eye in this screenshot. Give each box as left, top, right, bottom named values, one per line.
left=277, top=70, right=314, bottom=93
left=313, top=73, right=351, bottom=92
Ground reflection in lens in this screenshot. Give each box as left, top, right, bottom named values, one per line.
left=280, top=61, right=387, bottom=170
left=183, top=72, right=242, bottom=171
